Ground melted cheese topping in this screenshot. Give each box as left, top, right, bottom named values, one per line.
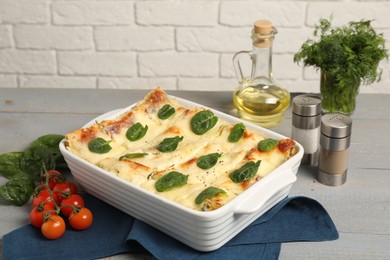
left=65, top=87, right=296, bottom=211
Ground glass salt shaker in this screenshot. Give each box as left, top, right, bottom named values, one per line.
left=318, top=113, right=353, bottom=186
left=291, top=94, right=322, bottom=166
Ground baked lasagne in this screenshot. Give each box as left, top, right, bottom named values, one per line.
left=65, top=88, right=297, bottom=211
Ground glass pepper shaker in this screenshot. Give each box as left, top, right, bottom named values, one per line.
left=318, top=113, right=353, bottom=186
left=291, top=94, right=322, bottom=166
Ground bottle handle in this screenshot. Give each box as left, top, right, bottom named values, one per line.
left=232, top=51, right=250, bottom=83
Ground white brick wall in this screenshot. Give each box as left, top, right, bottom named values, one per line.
left=0, top=0, right=389, bottom=93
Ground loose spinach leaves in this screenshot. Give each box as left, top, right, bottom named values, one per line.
left=0, top=152, right=25, bottom=179
left=0, top=134, right=66, bottom=206
left=0, top=173, right=34, bottom=206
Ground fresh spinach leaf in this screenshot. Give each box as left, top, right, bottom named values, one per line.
left=0, top=173, right=34, bottom=206
left=195, top=186, right=226, bottom=205
left=155, top=171, right=188, bottom=192
left=158, top=104, right=175, bottom=120
left=229, top=160, right=261, bottom=183
left=19, top=146, right=57, bottom=180
left=88, top=138, right=112, bottom=154
left=88, top=137, right=112, bottom=154
left=191, top=110, right=218, bottom=135
left=119, top=153, right=148, bottom=161
left=156, top=136, right=183, bottom=153
left=0, top=152, right=25, bottom=179
left=228, top=123, right=246, bottom=143
left=29, top=134, right=67, bottom=170
left=196, top=153, right=221, bottom=170
left=258, top=138, right=279, bottom=152
left=29, top=134, right=64, bottom=153
left=0, top=134, right=66, bottom=206
left=126, top=123, right=148, bottom=141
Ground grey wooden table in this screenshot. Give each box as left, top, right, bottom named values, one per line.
left=1, top=88, right=390, bottom=259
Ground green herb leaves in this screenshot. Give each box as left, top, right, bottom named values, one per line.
left=195, top=187, right=226, bottom=205
left=0, top=173, right=34, bottom=206
left=156, top=136, right=183, bottom=153
left=196, top=153, right=221, bottom=170
left=0, top=134, right=66, bottom=206
left=257, top=138, right=279, bottom=152
left=229, top=160, right=261, bottom=183
left=191, top=110, right=218, bottom=135
left=88, top=138, right=112, bottom=154
left=158, top=104, right=175, bottom=120
left=0, top=152, right=25, bottom=179
left=294, top=17, right=388, bottom=90
left=155, top=171, right=188, bottom=192
left=228, top=123, right=246, bottom=142
left=126, top=123, right=148, bottom=141
left=119, top=153, right=148, bottom=161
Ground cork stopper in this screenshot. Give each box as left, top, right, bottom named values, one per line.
left=252, top=20, right=275, bottom=48
left=253, top=20, right=273, bottom=34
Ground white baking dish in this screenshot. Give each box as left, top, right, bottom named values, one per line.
left=60, top=95, right=304, bottom=252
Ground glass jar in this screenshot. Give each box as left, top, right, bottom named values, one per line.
left=320, top=70, right=360, bottom=115
left=232, top=20, right=290, bottom=128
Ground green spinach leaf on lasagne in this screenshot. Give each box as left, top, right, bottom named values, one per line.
left=229, top=160, right=261, bottom=183
left=156, top=136, right=183, bottom=153
left=190, top=110, right=218, bottom=135
left=126, top=122, right=148, bottom=141
left=158, top=104, right=175, bottom=120
left=155, top=171, right=188, bottom=192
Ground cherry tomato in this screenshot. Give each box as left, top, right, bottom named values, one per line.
left=40, top=170, right=63, bottom=190
left=30, top=203, right=56, bottom=228
left=32, top=189, right=60, bottom=208
left=60, top=194, right=85, bottom=217
left=69, top=207, right=93, bottom=231
left=41, top=215, right=66, bottom=240
left=53, top=182, right=78, bottom=200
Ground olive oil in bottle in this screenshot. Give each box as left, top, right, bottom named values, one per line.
left=232, top=20, right=290, bottom=128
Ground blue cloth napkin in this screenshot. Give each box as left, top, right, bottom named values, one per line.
left=2, top=194, right=338, bottom=260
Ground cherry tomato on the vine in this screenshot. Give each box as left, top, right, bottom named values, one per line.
left=53, top=182, right=78, bottom=200
left=41, top=215, right=66, bottom=240
left=69, top=207, right=93, bottom=231
left=30, top=203, right=56, bottom=228
left=60, top=194, right=85, bottom=217
left=32, top=189, right=60, bottom=208
left=29, top=169, right=94, bottom=240
left=40, top=170, right=64, bottom=190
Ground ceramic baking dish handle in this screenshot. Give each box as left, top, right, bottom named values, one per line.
left=234, top=171, right=297, bottom=214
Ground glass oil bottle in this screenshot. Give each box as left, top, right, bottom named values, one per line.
left=232, top=20, right=290, bottom=128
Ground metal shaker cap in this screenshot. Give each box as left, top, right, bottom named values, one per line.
left=321, top=113, right=352, bottom=138
left=292, top=95, right=322, bottom=116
